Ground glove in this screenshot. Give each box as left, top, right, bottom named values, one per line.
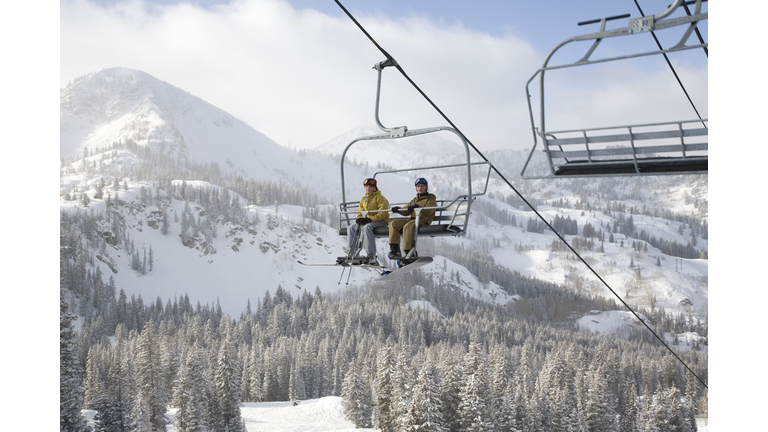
left=391, top=206, right=401, bottom=213
left=407, top=204, right=419, bottom=213
left=356, top=217, right=371, bottom=225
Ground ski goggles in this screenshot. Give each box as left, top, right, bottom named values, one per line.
left=414, top=178, right=428, bottom=186
left=363, top=178, right=377, bottom=187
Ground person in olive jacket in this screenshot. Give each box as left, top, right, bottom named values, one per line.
left=387, top=177, right=436, bottom=262
left=340, top=178, right=390, bottom=266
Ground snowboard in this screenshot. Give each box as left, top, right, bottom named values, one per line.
left=379, top=257, right=433, bottom=281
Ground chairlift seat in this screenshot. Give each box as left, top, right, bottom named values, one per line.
left=554, top=156, right=707, bottom=176
left=338, top=214, right=467, bottom=238
left=536, top=120, right=708, bottom=177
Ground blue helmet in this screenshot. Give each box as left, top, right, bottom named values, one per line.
left=415, top=177, right=428, bottom=187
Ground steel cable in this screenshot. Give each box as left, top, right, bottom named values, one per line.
left=333, top=0, right=707, bottom=389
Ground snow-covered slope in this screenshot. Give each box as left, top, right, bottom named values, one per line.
left=59, top=67, right=708, bottom=331
left=83, top=397, right=373, bottom=432
left=82, top=396, right=709, bottom=432
left=59, top=177, right=514, bottom=316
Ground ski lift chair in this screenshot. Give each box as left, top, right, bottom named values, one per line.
left=338, top=59, right=492, bottom=259
left=520, top=0, right=708, bottom=178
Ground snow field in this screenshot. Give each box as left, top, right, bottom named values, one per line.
left=82, top=396, right=708, bottom=432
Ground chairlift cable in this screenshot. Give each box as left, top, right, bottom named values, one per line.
left=633, top=0, right=707, bottom=128
left=334, top=0, right=707, bottom=389
left=682, top=2, right=708, bottom=57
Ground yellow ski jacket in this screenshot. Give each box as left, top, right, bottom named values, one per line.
left=357, top=189, right=390, bottom=223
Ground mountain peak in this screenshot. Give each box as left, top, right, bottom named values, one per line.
left=59, top=67, right=310, bottom=184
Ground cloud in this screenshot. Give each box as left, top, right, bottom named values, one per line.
left=61, top=0, right=706, bottom=152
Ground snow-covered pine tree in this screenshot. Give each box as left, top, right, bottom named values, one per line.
left=458, top=361, right=492, bottom=432
left=373, top=340, right=395, bottom=431
left=60, top=293, right=92, bottom=432
left=619, top=378, right=639, bottom=432
left=214, top=334, right=246, bottom=432
left=93, top=333, right=133, bottom=432
left=246, top=344, right=263, bottom=402
left=131, top=320, right=169, bottom=432
left=84, top=345, right=105, bottom=409
left=438, top=346, right=462, bottom=432
left=495, top=383, right=517, bottom=432
left=172, top=344, right=210, bottom=432
left=489, top=343, right=510, bottom=418
left=392, top=343, right=414, bottom=431
left=584, top=367, right=614, bottom=432
left=341, top=357, right=373, bottom=428
left=288, top=358, right=307, bottom=402
left=403, top=358, right=446, bottom=432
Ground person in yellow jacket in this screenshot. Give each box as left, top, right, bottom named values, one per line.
left=388, top=177, right=436, bottom=262
left=340, top=178, right=390, bottom=266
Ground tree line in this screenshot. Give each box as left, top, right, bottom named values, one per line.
left=63, top=279, right=707, bottom=432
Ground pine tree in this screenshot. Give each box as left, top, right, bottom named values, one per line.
left=619, top=378, right=638, bottom=432
left=495, top=383, right=517, bottom=432
left=215, top=335, right=246, bottom=432
left=458, top=362, right=492, bottom=432
left=93, top=333, right=133, bottom=432
left=684, top=371, right=700, bottom=431
left=289, top=359, right=307, bottom=402
left=132, top=320, right=169, bottom=432
left=403, top=359, right=446, bottom=432
left=341, top=357, right=373, bottom=428
left=585, top=367, right=613, bottom=432
left=374, top=341, right=395, bottom=431
left=60, top=293, right=92, bottom=432
left=172, top=345, right=210, bottom=432
left=392, top=344, right=414, bottom=431
left=642, top=387, right=674, bottom=432
left=438, top=349, right=462, bottom=432
left=246, top=344, right=262, bottom=402
left=84, top=345, right=105, bottom=409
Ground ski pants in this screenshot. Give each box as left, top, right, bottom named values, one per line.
left=348, top=220, right=387, bottom=257
left=388, top=218, right=429, bottom=251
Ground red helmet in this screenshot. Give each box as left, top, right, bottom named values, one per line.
left=363, top=178, right=377, bottom=187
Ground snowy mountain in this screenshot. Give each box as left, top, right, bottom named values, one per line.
left=59, top=67, right=708, bottom=339
left=60, top=67, right=342, bottom=198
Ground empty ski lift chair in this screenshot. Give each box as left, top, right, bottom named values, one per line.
left=338, top=59, right=492, bottom=259
left=520, top=0, right=708, bottom=178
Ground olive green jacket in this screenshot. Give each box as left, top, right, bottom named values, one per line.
left=395, top=193, right=437, bottom=225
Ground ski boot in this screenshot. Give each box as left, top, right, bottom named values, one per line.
left=387, top=244, right=402, bottom=260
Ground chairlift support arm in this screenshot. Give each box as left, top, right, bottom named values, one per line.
left=339, top=61, right=492, bottom=250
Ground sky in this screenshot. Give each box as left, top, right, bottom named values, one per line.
left=3, top=1, right=764, bottom=428
left=58, top=0, right=709, bottom=152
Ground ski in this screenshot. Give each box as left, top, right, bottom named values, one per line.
left=297, top=260, right=387, bottom=269
left=379, top=257, right=433, bottom=281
